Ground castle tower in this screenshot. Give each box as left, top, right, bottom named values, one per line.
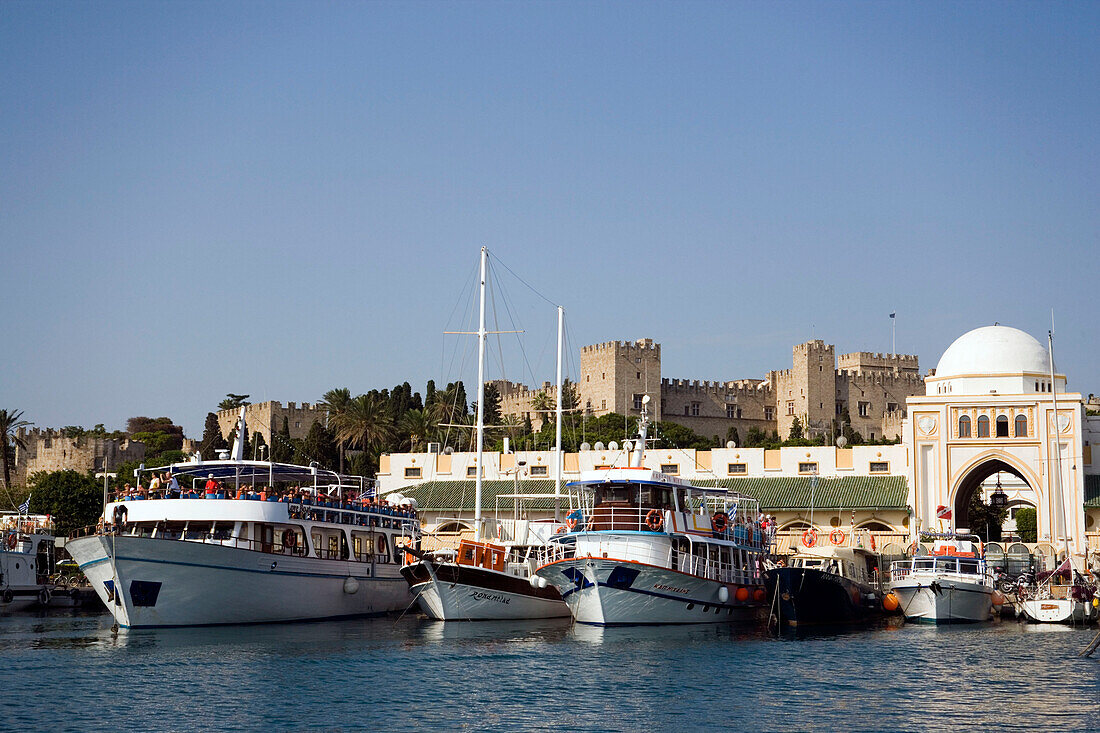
left=774, top=340, right=836, bottom=439
left=579, top=339, right=662, bottom=420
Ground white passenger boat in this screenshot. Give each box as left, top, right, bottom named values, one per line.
left=889, top=537, right=994, bottom=624
left=1, top=513, right=61, bottom=610
left=534, top=403, right=770, bottom=625
left=64, top=414, right=419, bottom=628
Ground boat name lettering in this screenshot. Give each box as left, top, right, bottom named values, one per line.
left=653, top=583, right=689, bottom=594
left=469, top=591, right=511, bottom=604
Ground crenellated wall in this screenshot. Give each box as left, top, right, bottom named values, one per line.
left=216, top=401, right=327, bottom=446
left=9, top=428, right=145, bottom=486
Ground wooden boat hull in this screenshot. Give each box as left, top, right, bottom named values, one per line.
left=402, top=560, right=567, bottom=620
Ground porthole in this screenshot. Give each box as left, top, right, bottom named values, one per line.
left=702, top=605, right=709, bottom=613
left=686, top=603, right=695, bottom=610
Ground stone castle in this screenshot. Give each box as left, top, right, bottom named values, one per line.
left=215, top=401, right=328, bottom=447
left=8, top=428, right=146, bottom=486
left=497, top=338, right=924, bottom=442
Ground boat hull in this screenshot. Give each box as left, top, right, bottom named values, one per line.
left=764, top=567, right=881, bottom=627
left=67, top=534, right=411, bottom=628
left=402, top=561, right=567, bottom=620
left=1018, top=597, right=1098, bottom=624
left=890, top=579, right=993, bottom=624
left=537, top=557, right=763, bottom=625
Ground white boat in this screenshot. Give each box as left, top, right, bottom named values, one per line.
left=889, top=537, right=994, bottom=624
left=534, top=401, right=770, bottom=625
left=402, top=248, right=570, bottom=621
left=64, top=415, right=420, bottom=628
left=1, top=513, right=61, bottom=610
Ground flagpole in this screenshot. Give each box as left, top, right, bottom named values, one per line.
left=891, top=312, right=896, bottom=356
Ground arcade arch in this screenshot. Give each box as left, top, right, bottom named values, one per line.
left=949, top=453, right=1041, bottom=530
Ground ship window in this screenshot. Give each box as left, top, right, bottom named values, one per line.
left=977, top=415, right=990, bottom=438
left=184, top=522, right=210, bottom=540
left=958, top=415, right=971, bottom=438
left=160, top=522, right=187, bottom=540
left=996, top=415, right=1009, bottom=438
left=638, top=486, right=672, bottom=509
left=1015, top=414, right=1027, bottom=437
left=212, top=522, right=234, bottom=540
left=594, top=482, right=638, bottom=505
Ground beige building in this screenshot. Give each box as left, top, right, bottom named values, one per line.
left=497, top=337, right=923, bottom=443
left=9, top=428, right=146, bottom=485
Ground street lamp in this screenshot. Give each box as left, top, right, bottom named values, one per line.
left=987, top=474, right=1008, bottom=542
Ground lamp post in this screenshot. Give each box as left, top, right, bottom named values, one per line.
left=989, top=474, right=1008, bottom=541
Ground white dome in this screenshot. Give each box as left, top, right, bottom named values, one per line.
left=935, top=326, right=1050, bottom=378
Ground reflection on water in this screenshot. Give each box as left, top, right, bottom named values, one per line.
left=0, top=608, right=1097, bottom=731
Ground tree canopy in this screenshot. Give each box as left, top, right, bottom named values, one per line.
left=26, top=470, right=103, bottom=532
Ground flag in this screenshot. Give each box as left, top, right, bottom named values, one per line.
left=935, top=505, right=952, bottom=520
left=18, top=497, right=30, bottom=515
left=889, top=312, right=896, bottom=319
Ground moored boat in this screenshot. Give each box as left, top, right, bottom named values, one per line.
left=764, top=545, right=887, bottom=627
left=889, top=536, right=995, bottom=624
left=1, top=513, right=62, bottom=610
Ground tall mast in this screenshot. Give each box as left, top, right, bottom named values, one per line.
left=554, top=305, right=564, bottom=522
left=474, top=246, right=488, bottom=534
left=1048, top=330, right=1070, bottom=565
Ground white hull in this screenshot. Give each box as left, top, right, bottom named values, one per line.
left=537, top=558, right=761, bottom=625
left=1019, top=597, right=1098, bottom=624
left=410, top=578, right=567, bottom=621
left=67, top=534, right=411, bottom=628
left=891, top=579, right=993, bottom=624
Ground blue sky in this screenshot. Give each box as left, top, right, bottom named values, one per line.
left=2, top=1, right=1098, bottom=436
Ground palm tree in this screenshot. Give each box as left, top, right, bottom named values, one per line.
left=0, top=409, right=32, bottom=491
left=400, top=409, right=436, bottom=452
left=331, top=394, right=394, bottom=465
left=319, top=387, right=353, bottom=472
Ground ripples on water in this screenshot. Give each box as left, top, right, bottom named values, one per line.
left=0, top=610, right=1097, bottom=731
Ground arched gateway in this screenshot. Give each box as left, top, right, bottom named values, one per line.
left=904, top=326, right=1090, bottom=555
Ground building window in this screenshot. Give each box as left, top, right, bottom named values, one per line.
left=887, top=402, right=898, bottom=413
left=727, top=404, right=736, bottom=419
left=684, top=405, right=690, bottom=416
left=728, top=463, right=747, bottom=475
left=869, top=462, right=889, bottom=473
left=466, top=466, right=480, bottom=478
left=633, top=394, right=644, bottom=410
left=529, top=465, right=548, bottom=476
left=958, top=415, right=971, bottom=438
left=798, top=462, right=818, bottom=474
left=404, top=467, right=422, bottom=479
left=764, top=407, right=774, bottom=421
left=836, top=402, right=844, bottom=416
left=601, top=400, right=606, bottom=410
left=295, top=422, right=301, bottom=428
left=858, top=401, right=870, bottom=417
left=995, top=415, right=1010, bottom=438
left=976, top=415, right=990, bottom=438
left=636, top=372, right=641, bottom=379
left=660, top=464, right=679, bottom=475
left=787, top=401, right=795, bottom=415
left=1015, top=414, right=1028, bottom=437
left=691, top=403, right=700, bottom=416
left=1035, top=381, right=1039, bottom=392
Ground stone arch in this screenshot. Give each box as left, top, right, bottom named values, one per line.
left=949, top=451, right=1043, bottom=530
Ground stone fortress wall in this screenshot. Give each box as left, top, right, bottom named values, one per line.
left=9, top=428, right=146, bottom=486
left=215, top=401, right=328, bottom=446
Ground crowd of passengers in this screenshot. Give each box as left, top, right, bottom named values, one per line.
left=110, top=472, right=419, bottom=521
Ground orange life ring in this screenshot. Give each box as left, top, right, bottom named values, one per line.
left=566, top=516, right=577, bottom=531
left=711, top=512, right=729, bottom=533
left=645, top=509, right=663, bottom=531
left=5, top=533, right=16, bottom=550
left=801, top=528, right=818, bottom=548
left=829, top=529, right=846, bottom=546
left=869, top=534, right=876, bottom=551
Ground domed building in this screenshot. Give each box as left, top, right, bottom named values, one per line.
left=903, top=325, right=1098, bottom=558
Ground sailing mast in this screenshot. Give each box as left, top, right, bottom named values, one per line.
left=554, top=305, right=564, bottom=522
left=1047, top=330, right=1071, bottom=570
left=473, top=247, right=488, bottom=538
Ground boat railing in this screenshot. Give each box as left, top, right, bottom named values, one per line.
left=574, top=505, right=769, bottom=550
left=537, top=536, right=761, bottom=585
left=890, top=558, right=994, bottom=585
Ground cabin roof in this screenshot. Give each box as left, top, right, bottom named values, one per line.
left=395, top=475, right=908, bottom=511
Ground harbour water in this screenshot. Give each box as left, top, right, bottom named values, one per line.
left=2, top=611, right=1098, bottom=731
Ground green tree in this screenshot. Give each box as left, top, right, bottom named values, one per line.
left=400, top=409, right=436, bottom=452
left=271, top=416, right=293, bottom=462
left=302, top=421, right=339, bottom=470
left=967, top=490, right=1009, bottom=542
left=788, top=416, right=804, bottom=441
left=200, top=412, right=228, bottom=460
left=319, top=387, right=353, bottom=472
left=1014, top=507, right=1037, bottom=543
left=331, top=394, right=393, bottom=468
left=476, top=382, right=503, bottom=428
left=725, top=427, right=740, bottom=447
left=218, top=394, right=251, bottom=411
left=26, top=470, right=103, bottom=532
left=126, top=417, right=185, bottom=457
left=0, top=408, right=32, bottom=492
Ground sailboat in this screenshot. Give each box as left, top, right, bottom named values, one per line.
left=1018, top=330, right=1100, bottom=624
left=401, top=248, right=570, bottom=620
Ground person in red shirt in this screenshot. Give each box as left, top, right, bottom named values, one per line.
left=204, top=474, right=218, bottom=497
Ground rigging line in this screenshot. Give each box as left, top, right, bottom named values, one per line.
left=487, top=251, right=559, bottom=309
left=492, top=263, right=543, bottom=389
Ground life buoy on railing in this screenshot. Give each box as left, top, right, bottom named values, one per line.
left=565, top=516, right=577, bottom=531
left=645, top=509, right=664, bottom=532
left=711, top=512, right=729, bottom=533
left=829, top=529, right=846, bottom=546
left=801, top=528, right=818, bottom=548
left=282, top=529, right=297, bottom=548
left=38, top=588, right=50, bottom=606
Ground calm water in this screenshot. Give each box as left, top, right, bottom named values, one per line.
left=1, top=610, right=1098, bottom=731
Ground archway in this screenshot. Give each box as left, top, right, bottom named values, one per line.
left=951, top=457, right=1034, bottom=531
